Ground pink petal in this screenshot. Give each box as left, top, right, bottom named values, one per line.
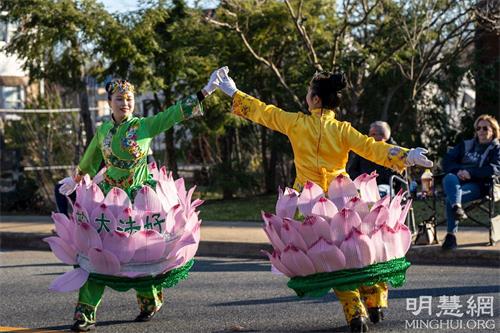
left=398, top=200, right=413, bottom=226
left=276, top=187, right=299, bottom=218
left=371, top=194, right=391, bottom=211
left=283, top=217, right=302, bottom=231
left=90, top=204, right=117, bottom=235
left=171, top=225, right=201, bottom=264
left=183, top=186, right=197, bottom=211
left=172, top=208, right=188, bottom=235
left=183, top=212, right=200, bottom=233
left=387, top=190, right=404, bottom=228
left=43, top=236, right=77, bottom=265
left=263, top=223, right=286, bottom=252
left=103, top=187, right=131, bottom=219
left=158, top=256, right=185, bottom=273
left=175, top=178, right=187, bottom=201
left=92, top=167, right=106, bottom=184
left=73, top=202, right=90, bottom=225
left=148, top=162, right=160, bottom=181
left=158, top=166, right=169, bottom=182
left=131, top=229, right=167, bottom=262
left=354, top=172, right=380, bottom=203
left=116, top=207, right=142, bottom=235
left=156, top=178, right=179, bottom=213
left=261, top=250, right=293, bottom=277
left=300, top=215, right=332, bottom=247
left=102, top=230, right=136, bottom=263
left=360, top=205, right=389, bottom=236
left=80, top=183, right=105, bottom=218
left=381, top=224, right=405, bottom=260
left=328, top=174, right=358, bottom=209
left=88, top=248, right=121, bottom=275
left=280, top=245, right=316, bottom=276
left=140, top=211, right=168, bottom=234
left=164, top=204, right=181, bottom=234
left=281, top=219, right=308, bottom=251
left=262, top=212, right=283, bottom=238
left=394, top=223, right=412, bottom=257
left=370, top=228, right=389, bottom=263
left=74, top=222, right=102, bottom=255
left=329, top=210, right=350, bottom=246
left=345, top=197, right=369, bottom=220
left=297, top=181, right=324, bottom=216
left=49, top=268, right=89, bottom=292
left=133, top=186, right=162, bottom=213
left=52, top=212, right=74, bottom=244
left=340, top=229, right=375, bottom=268
left=307, top=238, right=346, bottom=272
left=162, top=236, right=182, bottom=258
left=311, top=197, right=338, bottom=219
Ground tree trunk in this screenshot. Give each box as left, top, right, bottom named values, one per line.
left=79, top=81, right=94, bottom=147
left=474, top=25, right=500, bottom=119
left=165, top=128, right=179, bottom=178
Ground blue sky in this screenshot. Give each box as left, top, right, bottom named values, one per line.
left=100, top=0, right=218, bottom=13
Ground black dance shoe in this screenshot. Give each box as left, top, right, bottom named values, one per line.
left=349, top=316, right=369, bottom=332
left=70, top=320, right=95, bottom=332
left=367, top=307, right=384, bottom=324
left=441, top=233, right=457, bottom=250
left=134, top=310, right=157, bottom=322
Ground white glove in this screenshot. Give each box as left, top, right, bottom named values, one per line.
left=214, top=67, right=238, bottom=97
left=58, top=176, right=78, bottom=196
left=406, top=147, right=434, bottom=168
left=203, top=66, right=226, bottom=96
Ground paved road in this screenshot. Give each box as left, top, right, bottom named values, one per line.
left=0, top=251, right=499, bottom=332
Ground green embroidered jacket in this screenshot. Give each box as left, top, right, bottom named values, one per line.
left=78, top=94, right=203, bottom=197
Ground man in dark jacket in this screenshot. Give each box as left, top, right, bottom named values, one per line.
left=441, top=114, right=500, bottom=250
left=347, top=121, right=399, bottom=197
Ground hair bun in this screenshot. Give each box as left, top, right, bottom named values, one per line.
left=105, top=82, right=113, bottom=94
left=329, top=73, right=346, bottom=92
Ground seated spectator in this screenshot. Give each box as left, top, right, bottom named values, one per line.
left=441, top=114, right=500, bottom=250
left=347, top=121, right=399, bottom=197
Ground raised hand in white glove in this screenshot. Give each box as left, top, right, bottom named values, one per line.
left=58, top=176, right=78, bottom=196
left=406, top=147, right=434, bottom=168
left=214, top=67, right=238, bottom=97
left=203, top=66, right=227, bottom=96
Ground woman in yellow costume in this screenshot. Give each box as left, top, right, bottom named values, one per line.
left=214, top=68, right=432, bottom=332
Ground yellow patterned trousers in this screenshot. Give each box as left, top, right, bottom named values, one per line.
left=334, top=282, right=388, bottom=323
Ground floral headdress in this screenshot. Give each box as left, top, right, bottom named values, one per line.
left=105, top=79, right=135, bottom=97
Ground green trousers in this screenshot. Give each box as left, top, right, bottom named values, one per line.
left=73, top=279, right=164, bottom=324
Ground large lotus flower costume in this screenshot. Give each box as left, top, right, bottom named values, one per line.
left=262, top=172, right=412, bottom=297
left=44, top=163, right=203, bottom=293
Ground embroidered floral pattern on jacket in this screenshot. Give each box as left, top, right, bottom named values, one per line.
left=232, top=93, right=251, bottom=117
left=387, top=146, right=409, bottom=172
left=121, top=123, right=144, bottom=159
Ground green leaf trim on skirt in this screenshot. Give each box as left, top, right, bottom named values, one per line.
left=86, top=259, right=194, bottom=293
left=287, top=257, right=411, bottom=298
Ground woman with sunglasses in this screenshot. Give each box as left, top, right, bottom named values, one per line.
left=214, top=67, right=433, bottom=332
left=441, top=114, right=500, bottom=250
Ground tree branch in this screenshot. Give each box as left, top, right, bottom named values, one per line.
left=284, top=0, right=322, bottom=71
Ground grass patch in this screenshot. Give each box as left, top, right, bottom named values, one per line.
left=199, top=194, right=277, bottom=221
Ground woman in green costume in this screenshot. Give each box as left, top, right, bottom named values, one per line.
left=58, top=69, right=223, bottom=332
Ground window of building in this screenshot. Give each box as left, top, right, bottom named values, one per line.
left=1, top=86, right=24, bottom=109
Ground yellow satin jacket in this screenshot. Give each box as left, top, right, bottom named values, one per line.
left=232, top=91, right=409, bottom=192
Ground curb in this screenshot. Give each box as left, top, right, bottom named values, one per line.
left=1, top=232, right=499, bottom=267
